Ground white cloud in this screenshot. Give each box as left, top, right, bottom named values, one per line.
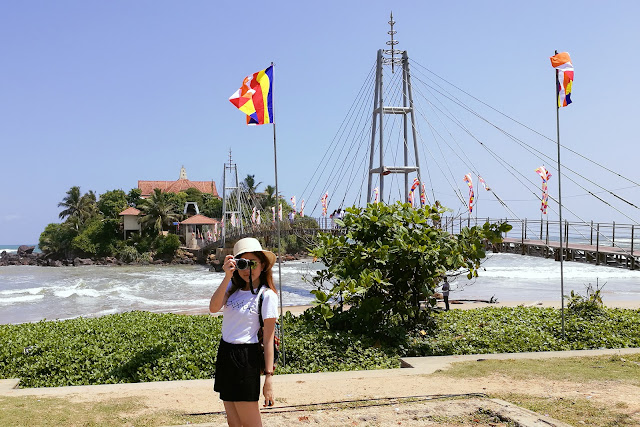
left=1, top=214, right=21, bottom=222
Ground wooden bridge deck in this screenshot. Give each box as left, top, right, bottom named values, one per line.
left=185, top=223, right=639, bottom=271
left=496, top=237, right=639, bottom=270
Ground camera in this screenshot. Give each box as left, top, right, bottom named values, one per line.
left=235, top=258, right=257, bottom=270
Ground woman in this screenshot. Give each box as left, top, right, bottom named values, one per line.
left=209, top=238, right=278, bottom=427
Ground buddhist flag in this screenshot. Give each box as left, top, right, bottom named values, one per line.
left=535, top=166, right=552, bottom=214
left=463, top=173, right=474, bottom=213
left=550, top=52, right=574, bottom=108
left=229, top=65, right=274, bottom=125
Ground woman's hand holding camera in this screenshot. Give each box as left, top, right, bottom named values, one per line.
left=222, top=255, right=236, bottom=277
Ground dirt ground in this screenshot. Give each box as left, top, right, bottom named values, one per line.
left=4, top=349, right=640, bottom=426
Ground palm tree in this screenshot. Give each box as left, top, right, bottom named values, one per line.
left=138, top=189, right=180, bottom=235
left=262, top=185, right=276, bottom=208
left=242, top=174, right=262, bottom=195
left=58, top=186, right=99, bottom=230
left=58, top=186, right=82, bottom=220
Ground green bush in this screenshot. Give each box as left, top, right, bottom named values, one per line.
left=38, top=223, right=76, bottom=258
left=309, top=202, right=511, bottom=334
left=154, top=234, right=181, bottom=258
left=118, top=246, right=139, bottom=263
left=138, top=252, right=153, bottom=263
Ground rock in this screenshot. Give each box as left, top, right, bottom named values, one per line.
left=73, top=257, right=94, bottom=266
left=17, top=245, right=35, bottom=256
left=50, top=260, right=64, bottom=267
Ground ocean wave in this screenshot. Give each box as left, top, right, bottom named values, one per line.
left=53, top=289, right=102, bottom=298
left=0, top=287, right=44, bottom=296
left=0, top=294, right=44, bottom=304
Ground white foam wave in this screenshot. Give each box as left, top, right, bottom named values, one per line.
left=0, top=294, right=44, bottom=304
left=0, top=287, right=44, bottom=296
left=53, top=289, right=102, bottom=298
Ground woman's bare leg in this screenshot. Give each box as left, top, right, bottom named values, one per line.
left=223, top=401, right=242, bottom=427
left=233, top=401, right=262, bottom=427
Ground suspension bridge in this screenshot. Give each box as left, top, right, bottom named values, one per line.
left=188, top=15, right=639, bottom=273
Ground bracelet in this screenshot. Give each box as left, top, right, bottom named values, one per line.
left=264, top=371, right=274, bottom=376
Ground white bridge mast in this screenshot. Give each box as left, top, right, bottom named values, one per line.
left=367, top=12, right=424, bottom=205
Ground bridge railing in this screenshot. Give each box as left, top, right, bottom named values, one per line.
left=441, top=217, right=639, bottom=254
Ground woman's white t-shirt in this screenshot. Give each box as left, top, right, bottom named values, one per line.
left=221, top=285, right=278, bottom=344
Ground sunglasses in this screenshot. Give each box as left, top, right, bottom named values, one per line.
left=235, top=258, right=259, bottom=270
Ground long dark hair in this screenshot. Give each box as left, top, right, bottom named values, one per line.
left=229, top=251, right=277, bottom=295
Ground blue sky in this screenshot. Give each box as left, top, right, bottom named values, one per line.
left=1, top=1, right=639, bottom=244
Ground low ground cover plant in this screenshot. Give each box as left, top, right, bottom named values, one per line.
left=0, top=306, right=638, bottom=388
left=0, top=311, right=398, bottom=388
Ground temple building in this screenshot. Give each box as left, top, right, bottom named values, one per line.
left=138, top=166, right=219, bottom=198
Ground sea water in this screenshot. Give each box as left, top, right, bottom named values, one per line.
left=1, top=253, right=639, bottom=324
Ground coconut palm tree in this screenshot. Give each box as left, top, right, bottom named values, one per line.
left=58, top=186, right=82, bottom=220
left=138, top=189, right=180, bottom=235
left=58, top=186, right=99, bottom=230
left=262, top=185, right=276, bottom=208
left=242, top=174, right=262, bottom=195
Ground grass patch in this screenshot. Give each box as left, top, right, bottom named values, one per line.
left=435, top=355, right=640, bottom=426
left=439, top=354, right=640, bottom=386
left=493, top=393, right=638, bottom=427
left=0, top=395, right=227, bottom=427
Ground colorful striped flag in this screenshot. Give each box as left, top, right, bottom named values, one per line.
left=229, top=65, right=274, bottom=125
left=550, top=52, right=574, bottom=108
left=535, top=166, right=552, bottom=214
left=478, top=176, right=491, bottom=191
left=463, top=174, right=474, bottom=213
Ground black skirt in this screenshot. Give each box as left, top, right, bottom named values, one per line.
left=214, top=339, right=261, bottom=402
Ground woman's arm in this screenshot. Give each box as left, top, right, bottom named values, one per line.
left=262, top=317, right=276, bottom=406
left=209, top=255, right=235, bottom=313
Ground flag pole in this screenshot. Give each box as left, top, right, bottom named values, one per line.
left=270, top=62, right=286, bottom=366
left=554, top=50, right=566, bottom=338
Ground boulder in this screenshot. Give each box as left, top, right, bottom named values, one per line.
left=73, top=257, right=94, bottom=266
left=17, top=245, right=36, bottom=256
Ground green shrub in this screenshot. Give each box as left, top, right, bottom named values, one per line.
left=138, top=252, right=153, bottom=263
left=154, top=234, right=181, bottom=258
left=118, top=246, right=139, bottom=263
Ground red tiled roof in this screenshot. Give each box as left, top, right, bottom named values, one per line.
left=180, top=214, right=219, bottom=225
left=119, top=207, right=141, bottom=216
left=138, top=179, right=219, bottom=198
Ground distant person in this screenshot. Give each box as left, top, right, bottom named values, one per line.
left=441, top=276, right=450, bottom=311
left=209, top=238, right=278, bottom=426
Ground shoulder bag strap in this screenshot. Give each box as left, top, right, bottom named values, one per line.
left=257, top=285, right=265, bottom=328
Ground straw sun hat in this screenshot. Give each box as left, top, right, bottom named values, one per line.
left=233, top=238, right=276, bottom=270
